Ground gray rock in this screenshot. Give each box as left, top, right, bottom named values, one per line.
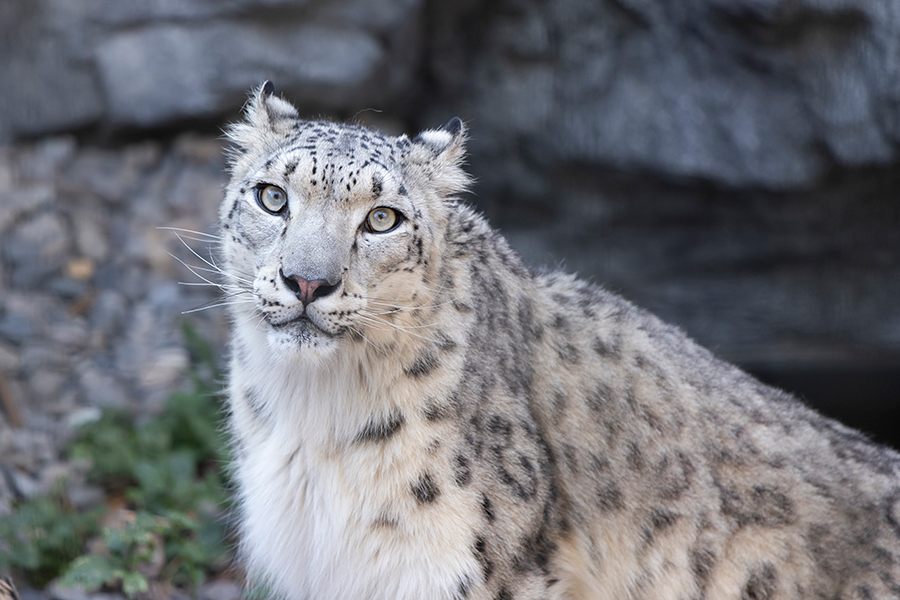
left=0, top=2, right=103, bottom=141
left=66, top=482, right=106, bottom=511
left=47, top=317, right=90, bottom=350
left=1, top=0, right=899, bottom=191
left=138, top=347, right=189, bottom=390
left=197, top=580, right=242, bottom=600
left=0, top=185, right=55, bottom=233
left=71, top=209, right=111, bottom=262
left=77, top=0, right=306, bottom=26
left=79, top=368, right=129, bottom=408
left=115, top=292, right=182, bottom=380
left=318, top=0, right=423, bottom=34
left=4, top=239, right=54, bottom=290
left=88, top=290, right=129, bottom=339
left=0, top=468, right=12, bottom=516
left=65, top=406, right=101, bottom=430
left=14, top=136, right=78, bottom=181
left=0, top=340, right=20, bottom=371
left=0, top=312, right=37, bottom=344
left=95, top=22, right=385, bottom=126
left=11, top=429, right=56, bottom=469
left=165, top=163, right=229, bottom=214
left=17, top=587, right=52, bottom=600
left=62, top=144, right=162, bottom=203
left=438, top=0, right=900, bottom=188
left=47, top=581, right=89, bottom=600
left=93, top=263, right=152, bottom=303
left=47, top=277, right=88, bottom=300
left=0, top=420, right=13, bottom=459
left=8, top=468, right=41, bottom=498
left=26, top=370, right=69, bottom=406
left=13, top=212, right=72, bottom=264
left=87, top=594, right=126, bottom=600
left=20, top=344, right=71, bottom=372
left=36, top=462, right=74, bottom=495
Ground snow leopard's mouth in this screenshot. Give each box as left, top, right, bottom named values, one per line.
left=270, top=313, right=335, bottom=338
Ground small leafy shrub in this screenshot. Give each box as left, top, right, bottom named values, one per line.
left=0, top=488, right=101, bottom=586
left=61, top=508, right=223, bottom=596
left=62, top=511, right=165, bottom=597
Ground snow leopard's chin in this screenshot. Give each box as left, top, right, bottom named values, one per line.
left=264, top=315, right=342, bottom=358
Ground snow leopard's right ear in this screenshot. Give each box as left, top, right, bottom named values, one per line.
left=226, top=81, right=299, bottom=156
left=406, top=117, right=471, bottom=197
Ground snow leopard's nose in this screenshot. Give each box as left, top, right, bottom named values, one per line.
left=279, top=269, right=339, bottom=307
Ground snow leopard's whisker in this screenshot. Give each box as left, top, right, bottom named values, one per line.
left=177, top=279, right=247, bottom=291
left=217, top=290, right=255, bottom=300
left=365, top=293, right=460, bottom=308
left=170, top=252, right=254, bottom=289
left=356, top=315, right=441, bottom=344
left=367, top=280, right=453, bottom=299
left=366, top=298, right=460, bottom=315
left=177, top=281, right=247, bottom=293
left=205, top=246, right=239, bottom=280
left=170, top=253, right=228, bottom=289
left=398, top=279, right=454, bottom=297
left=365, top=285, right=458, bottom=310
left=172, top=260, right=247, bottom=295
left=182, top=298, right=257, bottom=315
left=234, top=309, right=266, bottom=331
left=165, top=233, right=222, bottom=244
left=192, top=265, right=252, bottom=287
left=158, top=226, right=222, bottom=241
left=172, top=231, right=223, bottom=270
left=347, top=326, right=387, bottom=357
left=360, top=313, right=441, bottom=330
left=172, top=233, right=255, bottom=286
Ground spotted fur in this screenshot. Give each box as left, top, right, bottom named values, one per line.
left=220, top=83, right=900, bottom=600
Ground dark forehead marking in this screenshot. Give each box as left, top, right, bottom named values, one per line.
left=264, top=123, right=404, bottom=188
left=372, top=175, right=383, bottom=198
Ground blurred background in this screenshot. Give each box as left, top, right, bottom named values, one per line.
left=0, top=0, right=899, bottom=596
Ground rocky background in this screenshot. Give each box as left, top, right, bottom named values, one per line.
left=1, top=0, right=899, bottom=577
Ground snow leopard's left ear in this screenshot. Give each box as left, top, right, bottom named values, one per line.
left=226, top=81, right=299, bottom=155
left=406, top=118, right=470, bottom=196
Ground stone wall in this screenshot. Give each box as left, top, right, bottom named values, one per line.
left=1, top=0, right=898, bottom=449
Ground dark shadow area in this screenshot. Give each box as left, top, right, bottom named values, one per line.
left=751, top=365, right=900, bottom=450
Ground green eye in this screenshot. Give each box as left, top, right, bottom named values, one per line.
left=366, top=207, right=400, bottom=233
left=257, top=184, right=287, bottom=214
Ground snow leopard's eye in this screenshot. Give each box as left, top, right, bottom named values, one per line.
left=365, top=207, right=401, bottom=233
left=256, top=184, right=287, bottom=214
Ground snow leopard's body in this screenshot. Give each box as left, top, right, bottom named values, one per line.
left=220, top=83, right=900, bottom=600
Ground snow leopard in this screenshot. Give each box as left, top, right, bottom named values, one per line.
left=219, top=82, right=900, bottom=600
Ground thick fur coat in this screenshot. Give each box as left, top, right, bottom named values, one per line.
left=219, top=83, right=900, bottom=600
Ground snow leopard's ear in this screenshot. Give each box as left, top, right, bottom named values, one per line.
left=226, top=81, right=299, bottom=156
left=246, top=80, right=299, bottom=126
left=405, top=118, right=470, bottom=196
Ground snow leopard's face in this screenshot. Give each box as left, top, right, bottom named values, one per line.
left=220, top=84, right=468, bottom=358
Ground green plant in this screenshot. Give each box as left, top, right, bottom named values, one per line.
left=60, top=508, right=223, bottom=596
left=61, top=511, right=162, bottom=597
left=0, top=488, right=101, bottom=587
left=0, top=322, right=233, bottom=596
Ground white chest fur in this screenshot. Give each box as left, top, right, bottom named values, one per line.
left=229, top=329, right=481, bottom=600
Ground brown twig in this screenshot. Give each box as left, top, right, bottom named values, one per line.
left=0, top=371, right=22, bottom=428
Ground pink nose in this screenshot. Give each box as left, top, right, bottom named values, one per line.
left=279, top=270, right=338, bottom=307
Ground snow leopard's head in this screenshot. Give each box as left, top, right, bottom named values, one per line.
left=220, top=82, right=469, bottom=358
